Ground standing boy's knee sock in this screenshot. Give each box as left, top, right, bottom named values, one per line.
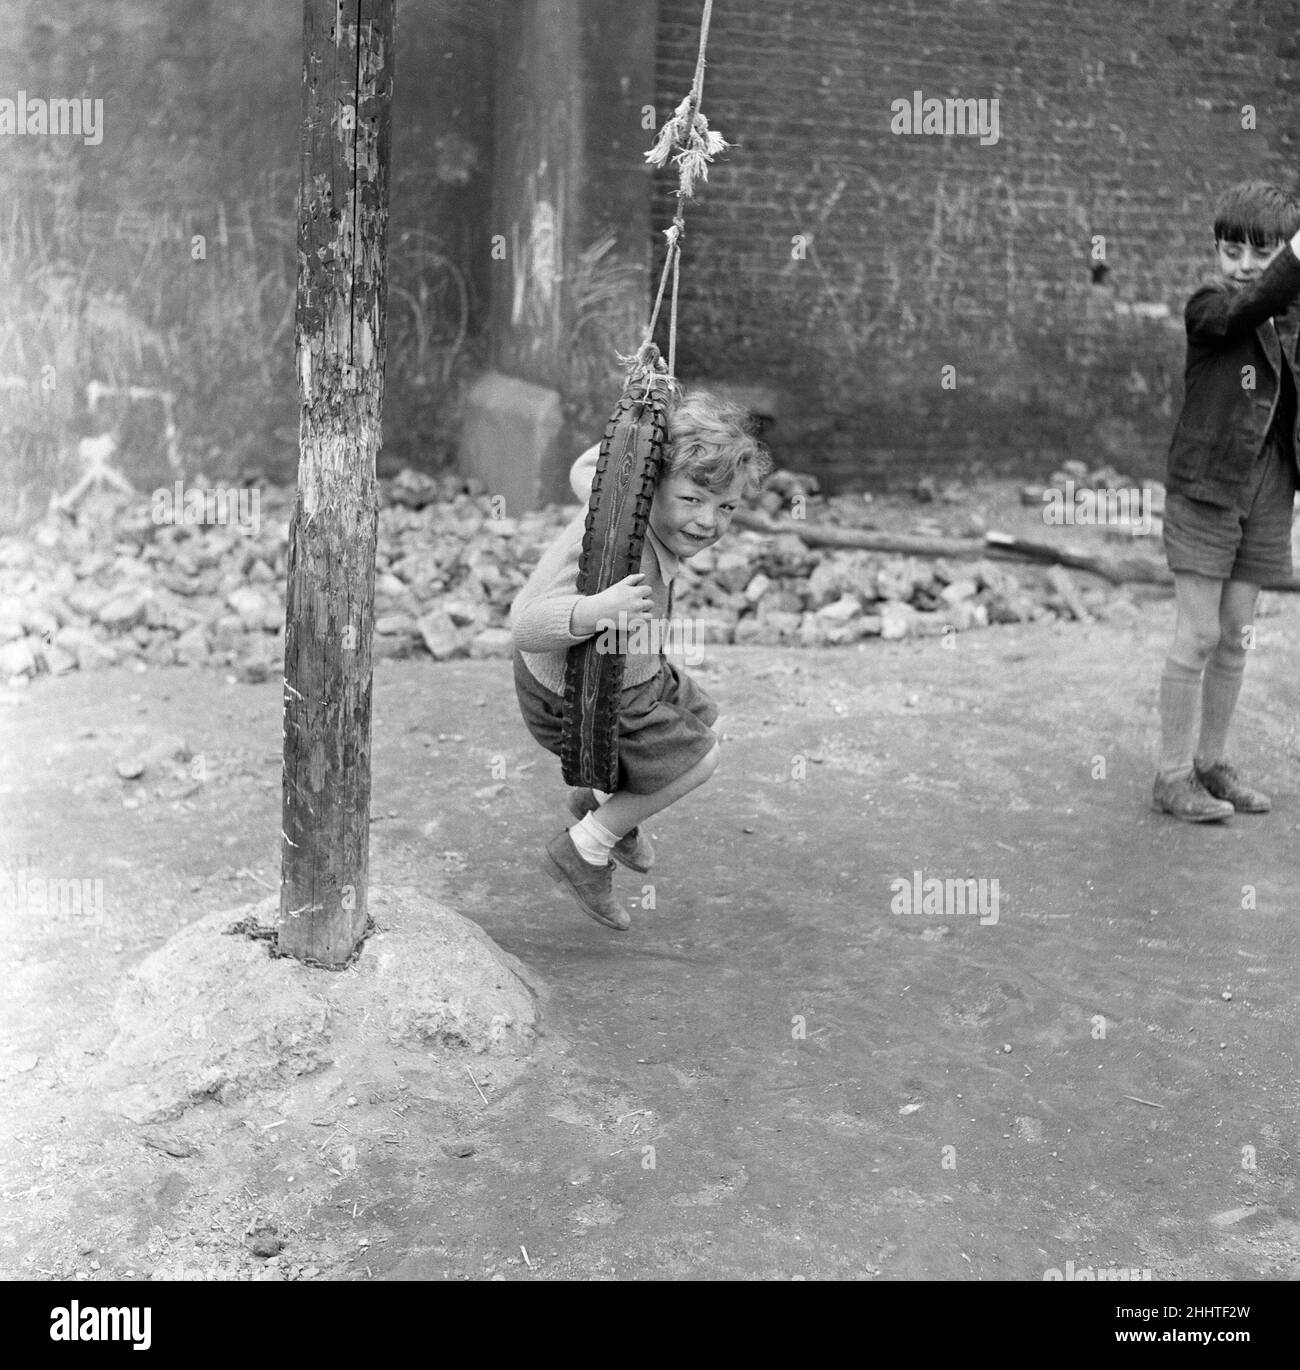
left=1158, top=657, right=1206, bottom=779
left=568, top=811, right=617, bottom=866
left=1196, top=646, right=1247, bottom=767
left=592, top=788, right=611, bottom=803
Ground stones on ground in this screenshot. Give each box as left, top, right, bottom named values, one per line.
left=19, top=602, right=61, bottom=638
left=804, top=558, right=845, bottom=608
left=443, top=600, right=482, bottom=628
left=984, top=590, right=1039, bottom=624
left=418, top=610, right=463, bottom=661
left=174, top=627, right=209, bottom=666
left=798, top=617, right=829, bottom=647
left=1028, top=461, right=1167, bottom=521
left=743, top=572, right=772, bottom=603
left=939, top=579, right=978, bottom=604
left=469, top=627, right=513, bottom=659
left=0, top=638, right=39, bottom=679
left=248, top=1227, right=285, bottom=1258
left=972, top=558, right=1018, bottom=596
left=814, top=595, right=862, bottom=626
left=874, top=557, right=932, bottom=604
left=55, top=625, right=119, bottom=670
left=712, top=548, right=752, bottom=593
left=236, top=657, right=274, bottom=683
left=910, top=610, right=951, bottom=638
left=1046, top=566, right=1091, bottom=622
left=144, top=735, right=191, bottom=768
left=945, top=601, right=987, bottom=632
left=95, top=590, right=150, bottom=629
left=738, top=608, right=800, bottom=646
left=114, top=734, right=191, bottom=782
left=0, top=470, right=1139, bottom=681
left=879, top=601, right=918, bottom=640
left=41, top=643, right=78, bottom=676
left=227, top=585, right=281, bottom=631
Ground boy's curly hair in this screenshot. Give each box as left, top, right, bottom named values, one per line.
left=663, top=389, right=773, bottom=498
left=1213, top=181, right=1300, bottom=248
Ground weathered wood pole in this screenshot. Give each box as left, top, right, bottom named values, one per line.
left=280, top=0, right=395, bottom=966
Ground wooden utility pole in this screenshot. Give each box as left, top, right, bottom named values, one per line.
left=280, top=0, right=395, bottom=966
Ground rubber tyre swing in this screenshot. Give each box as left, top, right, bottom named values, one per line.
left=560, top=354, right=674, bottom=790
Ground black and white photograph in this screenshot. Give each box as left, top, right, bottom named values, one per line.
left=1, top=0, right=1297, bottom=1327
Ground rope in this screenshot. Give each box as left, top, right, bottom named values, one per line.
left=636, top=0, right=724, bottom=378
left=688, top=0, right=713, bottom=113
left=668, top=243, right=682, bottom=378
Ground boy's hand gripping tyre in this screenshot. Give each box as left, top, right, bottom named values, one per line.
left=560, top=353, right=674, bottom=790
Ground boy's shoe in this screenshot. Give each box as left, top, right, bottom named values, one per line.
left=544, top=830, right=630, bottom=931
left=1194, top=759, right=1271, bottom=813
left=1152, top=770, right=1234, bottom=823
left=566, top=788, right=655, bottom=873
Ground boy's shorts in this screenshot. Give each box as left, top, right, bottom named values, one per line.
left=1163, top=440, right=1297, bottom=586
left=513, top=651, right=718, bottom=795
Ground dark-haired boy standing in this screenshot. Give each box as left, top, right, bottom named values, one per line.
left=1154, top=181, right=1300, bottom=820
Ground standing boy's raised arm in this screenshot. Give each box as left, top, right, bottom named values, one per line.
left=1186, top=234, right=1300, bottom=343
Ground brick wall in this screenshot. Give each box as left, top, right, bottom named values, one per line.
left=7, top=0, right=1298, bottom=517
left=654, top=0, right=1300, bottom=490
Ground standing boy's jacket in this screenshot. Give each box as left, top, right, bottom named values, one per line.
left=508, top=445, right=680, bottom=695
left=1167, top=243, right=1300, bottom=508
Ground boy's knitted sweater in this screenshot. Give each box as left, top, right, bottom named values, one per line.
left=509, top=445, right=680, bottom=695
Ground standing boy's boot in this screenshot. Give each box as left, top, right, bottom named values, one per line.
left=1194, top=759, right=1271, bottom=813
left=1152, top=769, right=1234, bottom=822
left=566, top=788, right=655, bottom=872
left=544, top=831, right=631, bottom=931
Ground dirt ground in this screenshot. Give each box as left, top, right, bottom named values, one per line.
left=2, top=578, right=1299, bottom=1282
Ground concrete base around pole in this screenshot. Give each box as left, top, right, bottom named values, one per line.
left=97, top=889, right=542, bottom=1125
left=458, top=371, right=565, bottom=515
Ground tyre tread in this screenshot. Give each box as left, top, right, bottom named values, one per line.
left=560, top=365, right=673, bottom=789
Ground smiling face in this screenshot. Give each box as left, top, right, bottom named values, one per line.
left=1216, top=236, right=1284, bottom=286
left=648, top=468, right=747, bottom=558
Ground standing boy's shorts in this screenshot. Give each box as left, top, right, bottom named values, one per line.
left=1163, top=439, right=1298, bottom=585
left=513, top=651, right=718, bottom=794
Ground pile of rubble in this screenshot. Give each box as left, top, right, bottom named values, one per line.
left=1022, top=457, right=1162, bottom=504
left=0, top=467, right=1142, bottom=686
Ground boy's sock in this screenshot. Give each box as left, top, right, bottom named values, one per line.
left=568, top=811, right=618, bottom=866
left=1196, top=646, right=1247, bottom=767
left=1158, top=657, right=1205, bottom=779
left=592, top=788, right=612, bottom=804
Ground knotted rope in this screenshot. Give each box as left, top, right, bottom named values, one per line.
left=634, top=0, right=727, bottom=381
